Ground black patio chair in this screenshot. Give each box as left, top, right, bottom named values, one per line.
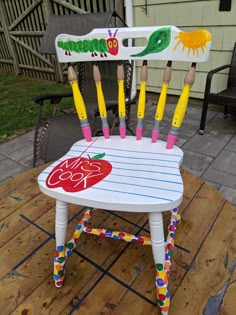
left=199, top=42, right=236, bottom=134
left=33, top=11, right=136, bottom=167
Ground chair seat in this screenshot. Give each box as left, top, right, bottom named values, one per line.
left=38, top=136, right=184, bottom=212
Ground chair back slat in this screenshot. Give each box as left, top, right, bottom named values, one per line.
left=93, top=64, right=110, bottom=139
left=117, top=63, right=126, bottom=138
left=166, top=63, right=196, bottom=148
left=152, top=61, right=172, bottom=143
left=68, top=66, right=92, bottom=142
left=136, top=61, right=148, bottom=140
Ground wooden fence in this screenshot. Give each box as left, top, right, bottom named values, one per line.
left=0, top=0, right=124, bottom=81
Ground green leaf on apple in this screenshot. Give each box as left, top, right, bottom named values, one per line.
left=91, top=153, right=105, bottom=160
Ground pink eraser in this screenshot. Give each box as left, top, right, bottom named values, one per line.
left=103, top=127, right=110, bottom=139
left=82, top=126, right=92, bottom=142
left=152, top=130, right=160, bottom=143
left=136, top=128, right=143, bottom=140
left=119, top=126, right=126, bottom=139
left=166, top=134, right=178, bottom=149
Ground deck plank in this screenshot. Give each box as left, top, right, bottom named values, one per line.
left=11, top=256, right=102, bottom=315
left=0, top=194, right=54, bottom=247
left=0, top=240, right=54, bottom=315
left=6, top=208, right=146, bottom=313
left=0, top=178, right=41, bottom=221
left=172, top=181, right=225, bottom=282
left=170, top=201, right=236, bottom=314
left=67, top=275, right=157, bottom=315
left=0, top=164, right=47, bottom=199
left=218, top=268, right=236, bottom=315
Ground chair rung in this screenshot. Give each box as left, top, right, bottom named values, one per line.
left=82, top=227, right=151, bottom=245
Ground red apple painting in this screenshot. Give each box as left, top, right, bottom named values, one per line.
left=46, top=153, right=112, bottom=193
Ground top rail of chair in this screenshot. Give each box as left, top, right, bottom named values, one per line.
left=55, top=26, right=212, bottom=63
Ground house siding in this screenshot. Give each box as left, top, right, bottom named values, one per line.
left=132, top=0, right=236, bottom=98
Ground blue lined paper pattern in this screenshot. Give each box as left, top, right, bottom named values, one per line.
left=38, top=136, right=184, bottom=208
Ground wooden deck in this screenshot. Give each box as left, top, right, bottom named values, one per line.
left=0, top=164, right=235, bottom=315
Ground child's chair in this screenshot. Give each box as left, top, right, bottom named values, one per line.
left=38, top=25, right=211, bottom=314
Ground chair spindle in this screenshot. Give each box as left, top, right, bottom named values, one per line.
left=93, top=63, right=110, bottom=139
left=68, top=66, right=92, bottom=142
left=152, top=60, right=172, bottom=143
left=117, top=62, right=126, bottom=139
left=166, top=63, right=196, bottom=149
left=136, top=60, right=148, bottom=140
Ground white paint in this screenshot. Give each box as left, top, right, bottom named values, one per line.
left=38, top=136, right=183, bottom=212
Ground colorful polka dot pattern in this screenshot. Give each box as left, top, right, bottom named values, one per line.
left=156, top=262, right=170, bottom=314
left=165, top=207, right=181, bottom=275
left=53, top=207, right=94, bottom=287
left=65, top=208, right=95, bottom=257
left=155, top=207, right=181, bottom=315
left=84, top=228, right=151, bottom=245
left=54, top=245, right=66, bottom=287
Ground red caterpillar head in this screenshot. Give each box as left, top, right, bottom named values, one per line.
left=106, top=29, right=119, bottom=55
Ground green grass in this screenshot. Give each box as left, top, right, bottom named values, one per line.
left=0, top=72, right=73, bottom=141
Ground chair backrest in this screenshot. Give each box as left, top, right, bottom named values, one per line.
left=40, top=11, right=134, bottom=114
left=228, top=42, right=236, bottom=87
left=55, top=25, right=212, bottom=148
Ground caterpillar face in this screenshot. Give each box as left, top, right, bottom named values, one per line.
left=106, top=37, right=119, bottom=55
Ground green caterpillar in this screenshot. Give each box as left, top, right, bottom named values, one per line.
left=58, top=38, right=109, bottom=57
left=57, top=29, right=119, bottom=57
left=131, top=27, right=171, bottom=57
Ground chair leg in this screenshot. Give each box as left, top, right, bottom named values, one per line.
left=54, top=207, right=95, bottom=287
left=165, top=208, right=181, bottom=278
left=149, top=212, right=169, bottom=315
left=54, top=200, right=68, bottom=287
left=65, top=208, right=95, bottom=257
left=199, top=99, right=209, bottom=135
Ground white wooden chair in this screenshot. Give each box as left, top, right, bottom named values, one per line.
left=38, top=25, right=211, bottom=314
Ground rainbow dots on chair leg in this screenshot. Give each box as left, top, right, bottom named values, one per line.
left=165, top=208, right=181, bottom=276
left=54, top=245, right=66, bottom=287
left=154, top=208, right=181, bottom=314
left=156, top=263, right=170, bottom=315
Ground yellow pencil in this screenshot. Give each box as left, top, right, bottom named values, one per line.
left=117, top=62, right=126, bottom=138
left=136, top=61, right=148, bottom=140
left=68, top=66, right=91, bottom=142
left=166, top=63, right=196, bottom=149
left=171, top=84, right=191, bottom=128
left=152, top=61, right=172, bottom=143
left=93, top=64, right=109, bottom=138
left=118, top=79, right=125, bottom=117
left=93, top=64, right=107, bottom=118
